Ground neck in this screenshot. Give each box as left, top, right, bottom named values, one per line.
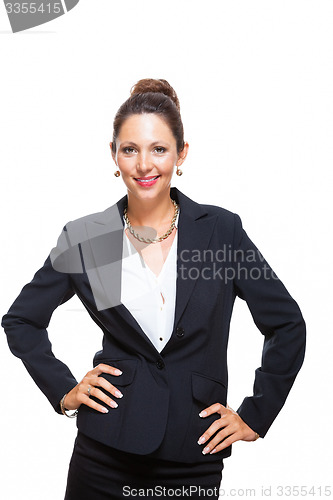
left=126, top=191, right=175, bottom=228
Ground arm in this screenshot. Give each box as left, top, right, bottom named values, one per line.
left=232, top=213, right=306, bottom=437
left=1, top=253, right=78, bottom=414
left=197, top=213, right=306, bottom=455
left=2, top=226, right=125, bottom=416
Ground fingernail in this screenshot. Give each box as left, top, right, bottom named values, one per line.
left=115, top=390, right=123, bottom=398
left=199, top=411, right=207, bottom=417
left=210, top=448, right=217, bottom=454
left=202, top=446, right=210, bottom=455
left=197, top=436, right=206, bottom=445
left=110, top=401, right=118, bottom=408
left=114, top=369, right=123, bottom=375
left=102, top=407, right=109, bottom=413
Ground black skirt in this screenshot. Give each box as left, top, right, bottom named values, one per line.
left=64, top=431, right=223, bottom=500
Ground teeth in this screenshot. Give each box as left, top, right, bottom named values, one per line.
left=137, top=176, right=158, bottom=182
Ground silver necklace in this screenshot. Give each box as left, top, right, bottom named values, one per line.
left=123, top=199, right=179, bottom=244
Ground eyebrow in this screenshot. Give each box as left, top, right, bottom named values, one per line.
left=119, top=141, right=170, bottom=148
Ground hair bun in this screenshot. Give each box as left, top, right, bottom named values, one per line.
left=130, top=78, right=180, bottom=111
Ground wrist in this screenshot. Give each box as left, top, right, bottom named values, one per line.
left=60, top=393, right=78, bottom=418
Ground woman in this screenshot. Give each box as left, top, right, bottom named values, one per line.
left=2, top=79, right=306, bottom=499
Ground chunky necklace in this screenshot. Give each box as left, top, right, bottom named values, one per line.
left=123, top=199, right=179, bottom=244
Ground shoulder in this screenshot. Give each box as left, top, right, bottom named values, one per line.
left=201, top=203, right=244, bottom=244
left=173, top=188, right=246, bottom=249
left=50, top=202, right=123, bottom=270
left=65, top=207, right=110, bottom=228
left=200, top=202, right=239, bottom=221
left=55, top=201, right=124, bottom=247
left=174, top=188, right=242, bottom=228
left=171, top=187, right=238, bottom=223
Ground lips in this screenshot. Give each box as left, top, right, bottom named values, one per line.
left=134, top=175, right=160, bottom=186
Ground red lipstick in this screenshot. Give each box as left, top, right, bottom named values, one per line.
left=134, top=175, right=160, bottom=187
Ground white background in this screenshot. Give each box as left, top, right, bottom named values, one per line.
left=0, top=1, right=332, bottom=498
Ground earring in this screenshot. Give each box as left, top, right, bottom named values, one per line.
left=176, top=168, right=183, bottom=176
left=114, top=170, right=120, bottom=177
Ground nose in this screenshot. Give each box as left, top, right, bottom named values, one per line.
left=136, top=151, right=153, bottom=175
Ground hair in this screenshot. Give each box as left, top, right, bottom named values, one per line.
left=111, top=78, right=185, bottom=154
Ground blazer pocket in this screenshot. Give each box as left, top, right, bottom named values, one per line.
left=94, top=358, right=138, bottom=386
left=179, top=372, right=229, bottom=459
left=191, top=371, right=227, bottom=408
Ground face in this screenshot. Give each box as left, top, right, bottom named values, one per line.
left=110, top=113, right=188, bottom=203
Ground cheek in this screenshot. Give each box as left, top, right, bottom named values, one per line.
left=156, top=155, right=177, bottom=170
left=118, top=157, right=136, bottom=172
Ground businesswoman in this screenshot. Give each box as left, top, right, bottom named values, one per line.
left=2, top=79, right=306, bottom=500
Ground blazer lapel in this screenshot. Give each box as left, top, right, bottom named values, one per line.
left=161, top=188, right=218, bottom=355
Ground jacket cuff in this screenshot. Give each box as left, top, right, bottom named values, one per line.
left=53, top=380, right=78, bottom=414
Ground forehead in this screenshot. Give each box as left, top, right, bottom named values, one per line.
left=117, top=113, right=175, bottom=143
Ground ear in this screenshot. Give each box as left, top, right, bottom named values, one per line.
left=109, top=142, right=117, bottom=164
left=176, top=141, right=189, bottom=167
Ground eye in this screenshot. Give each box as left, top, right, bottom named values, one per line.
left=153, top=147, right=166, bottom=153
left=122, top=146, right=136, bottom=154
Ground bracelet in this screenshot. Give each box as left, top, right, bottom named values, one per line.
left=60, top=393, right=78, bottom=418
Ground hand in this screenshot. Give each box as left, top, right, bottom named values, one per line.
left=63, top=364, right=124, bottom=414
left=197, top=403, right=259, bottom=455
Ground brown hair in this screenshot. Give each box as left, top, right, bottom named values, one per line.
left=111, top=79, right=185, bottom=154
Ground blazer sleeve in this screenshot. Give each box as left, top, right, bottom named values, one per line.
left=1, top=227, right=79, bottom=414
left=232, top=214, right=306, bottom=438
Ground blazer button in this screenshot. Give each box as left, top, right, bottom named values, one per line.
left=156, top=359, right=165, bottom=370
left=176, top=326, right=185, bottom=337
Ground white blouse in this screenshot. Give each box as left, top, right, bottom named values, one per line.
left=120, top=211, right=179, bottom=353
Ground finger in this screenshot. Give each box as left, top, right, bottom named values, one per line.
left=199, top=402, right=227, bottom=418
left=208, top=432, right=241, bottom=454
left=91, top=373, right=124, bottom=399
left=79, top=391, right=111, bottom=414
left=93, top=363, right=123, bottom=377
left=89, top=386, right=119, bottom=409
left=201, top=424, right=239, bottom=454
left=197, top=413, right=232, bottom=445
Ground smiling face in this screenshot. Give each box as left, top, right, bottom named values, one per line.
left=111, top=113, right=188, bottom=204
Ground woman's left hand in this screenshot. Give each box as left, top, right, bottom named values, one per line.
left=197, top=403, right=259, bottom=455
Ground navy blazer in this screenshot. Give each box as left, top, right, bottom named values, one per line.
left=1, top=187, right=306, bottom=463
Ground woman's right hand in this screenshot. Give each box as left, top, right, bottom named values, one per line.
left=63, top=364, right=124, bottom=414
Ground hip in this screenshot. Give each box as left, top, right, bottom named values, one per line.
left=64, top=431, right=223, bottom=500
